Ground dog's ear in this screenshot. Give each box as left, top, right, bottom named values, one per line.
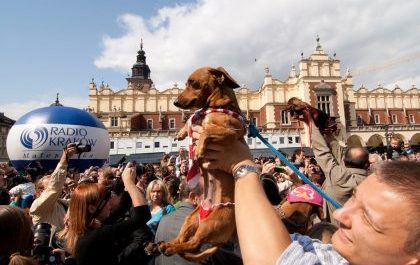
left=209, top=67, right=240, bottom=89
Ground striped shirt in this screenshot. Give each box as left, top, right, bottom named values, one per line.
left=276, top=234, right=349, bottom=265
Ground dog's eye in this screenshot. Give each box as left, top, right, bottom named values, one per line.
left=188, top=80, right=201, bottom=89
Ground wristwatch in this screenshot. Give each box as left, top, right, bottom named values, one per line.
left=233, top=165, right=261, bottom=180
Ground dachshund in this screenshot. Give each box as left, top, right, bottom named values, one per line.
left=286, top=97, right=337, bottom=134
left=152, top=67, right=246, bottom=262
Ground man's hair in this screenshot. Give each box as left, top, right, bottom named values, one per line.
left=374, top=161, right=420, bottom=254
left=291, top=149, right=304, bottom=163
left=343, top=147, right=369, bottom=169
left=178, top=180, right=202, bottom=200
left=391, top=136, right=403, bottom=144
left=135, top=164, right=145, bottom=177
left=144, top=163, right=154, bottom=174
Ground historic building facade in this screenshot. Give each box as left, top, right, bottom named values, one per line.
left=0, top=113, right=15, bottom=161
left=88, top=39, right=420, bottom=156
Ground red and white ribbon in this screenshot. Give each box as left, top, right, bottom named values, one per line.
left=186, top=108, right=245, bottom=188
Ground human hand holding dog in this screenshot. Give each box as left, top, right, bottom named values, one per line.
left=191, top=124, right=254, bottom=175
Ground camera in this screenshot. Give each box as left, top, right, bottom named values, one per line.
left=74, top=142, right=92, bottom=154
left=33, top=223, right=62, bottom=265
left=274, top=165, right=286, bottom=173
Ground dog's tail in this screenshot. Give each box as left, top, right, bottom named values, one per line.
left=181, top=246, right=219, bottom=262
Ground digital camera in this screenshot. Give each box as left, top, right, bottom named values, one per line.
left=33, top=223, right=62, bottom=265
left=74, top=142, right=92, bottom=154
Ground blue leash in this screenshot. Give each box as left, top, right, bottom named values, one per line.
left=248, top=122, right=342, bottom=209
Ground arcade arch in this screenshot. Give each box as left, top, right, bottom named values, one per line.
left=410, top=133, right=420, bottom=145
left=347, top=135, right=365, bottom=147
left=366, top=134, right=384, bottom=147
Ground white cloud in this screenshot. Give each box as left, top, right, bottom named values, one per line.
left=2, top=96, right=87, bottom=121
left=94, top=0, right=420, bottom=90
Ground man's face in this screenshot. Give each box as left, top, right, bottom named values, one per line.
left=180, top=163, right=188, bottom=174
left=332, top=175, right=416, bottom=265
left=298, top=152, right=305, bottom=162
left=391, top=139, right=400, bottom=149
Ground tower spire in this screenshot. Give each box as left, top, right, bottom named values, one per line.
left=126, top=38, right=153, bottom=91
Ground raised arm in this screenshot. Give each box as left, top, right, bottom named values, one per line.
left=193, top=126, right=291, bottom=265
left=121, top=162, right=147, bottom=207
left=310, top=119, right=348, bottom=184
left=30, top=144, right=77, bottom=217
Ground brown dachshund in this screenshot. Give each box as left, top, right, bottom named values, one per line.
left=155, top=67, right=246, bottom=261
left=286, top=97, right=337, bottom=134
left=278, top=199, right=325, bottom=235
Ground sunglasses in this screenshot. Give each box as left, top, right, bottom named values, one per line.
left=92, top=187, right=112, bottom=218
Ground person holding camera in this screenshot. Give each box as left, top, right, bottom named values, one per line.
left=64, top=162, right=151, bottom=265
left=30, top=143, right=78, bottom=231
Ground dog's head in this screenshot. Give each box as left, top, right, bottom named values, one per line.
left=174, top=67, right=240, bottom=110
left=286, top=97, right=308, bottom=117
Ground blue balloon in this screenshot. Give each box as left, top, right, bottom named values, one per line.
left=7, top=106, right=110, bottom=171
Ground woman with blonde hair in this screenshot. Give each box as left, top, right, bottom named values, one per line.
left=145, top=179, right=175, bottom=234
left=65, top=162, right=150, bottom=265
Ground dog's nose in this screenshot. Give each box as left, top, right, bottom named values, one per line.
left=174, top=99, right=180, bottom=107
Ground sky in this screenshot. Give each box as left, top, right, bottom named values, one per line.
left=1, top=0, right=419, bottom=121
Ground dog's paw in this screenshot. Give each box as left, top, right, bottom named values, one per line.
left=144, top=242, right=162, bottom=256
left=175, top=129, right=188, bottom=141
left=158, top=243, right=176, bottom=256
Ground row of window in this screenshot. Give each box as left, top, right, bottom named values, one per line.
left=110, top=141, right=178, bottom=149
left=110, top=135, right=300, bottom=150
left=247, top=136, right=300, bottom=145
left=357, top=114, right=416, bottom=125
left=109, top=96, right=334, bottom=128
left=111, top=117, right=177, bottom=129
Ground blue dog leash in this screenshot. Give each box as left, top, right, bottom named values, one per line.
left=247, top=122, right=342, bottom=209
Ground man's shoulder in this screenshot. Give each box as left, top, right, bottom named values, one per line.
left=277, top=234, right=348, bottom=265
left=347, top=168, right=368, bottom=181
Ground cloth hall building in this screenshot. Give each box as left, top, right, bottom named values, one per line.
left=88, top=39, right=420, bottom=160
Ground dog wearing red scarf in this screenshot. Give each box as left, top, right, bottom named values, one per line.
left=154, top=67, right=246, bottom=262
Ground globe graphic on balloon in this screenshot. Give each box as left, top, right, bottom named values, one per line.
left=6, top=105, right=110, bottom=171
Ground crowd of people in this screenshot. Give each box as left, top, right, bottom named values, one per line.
left=0, top=115, right=420, bottom=265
